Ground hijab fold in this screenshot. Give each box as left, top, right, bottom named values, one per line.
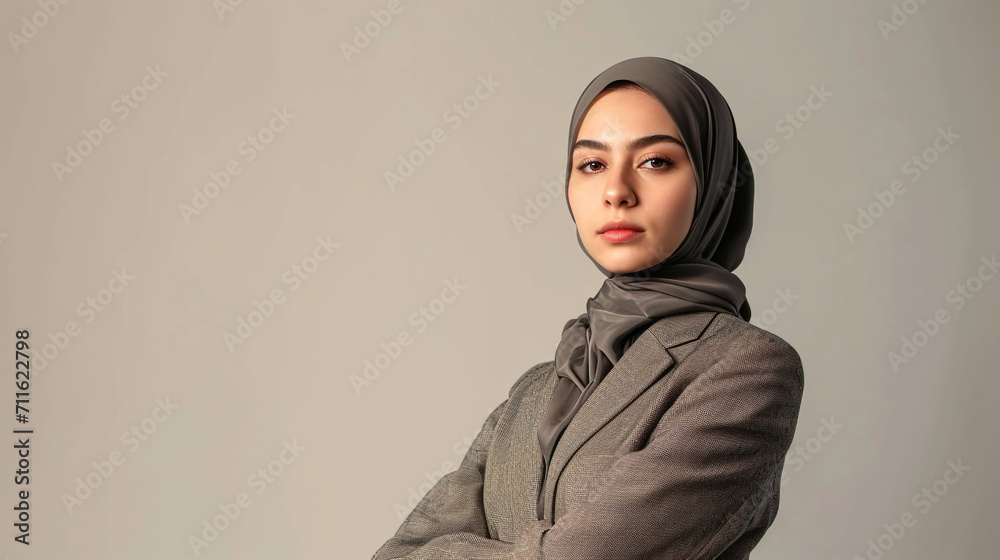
left=535, top=57, right=756, bottom=520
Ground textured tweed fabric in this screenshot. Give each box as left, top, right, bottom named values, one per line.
left=371, top=310, right=804, bottom=559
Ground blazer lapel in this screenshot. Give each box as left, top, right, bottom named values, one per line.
left=539, top=310, right=720, bottom=522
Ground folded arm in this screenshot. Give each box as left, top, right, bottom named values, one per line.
left=375, top=330, right=805, bottom=559
left=371, top=365, right=545, bottom=560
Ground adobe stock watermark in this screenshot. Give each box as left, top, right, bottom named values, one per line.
left=213, top=0, right=247, bottom=22
left=383, top=75, right=501, bottom=193
left=843, top=126, right=958, bottom=244
left=878, top=0, right=932, bottom=41
left=781, top=416, right=842, bottom=487
left=509, top=168, right=567, bottom=233
left=851, top=458, right=969, bottom=560
left=7, top=0, right=73, bottom=55
left=745, top=84, right=834, bottom=173
left=340, top=0, right=418, bottom=63
left=350, top=277, right=468, bottom=395
left=50, top=64, right=168, bottom=184
left=179, top=106, right=295, bottom=223
left=60, top=397, right=179, bottom=514
left=669, top=0, right=751, bottom=65
left=31, top=268, right=136, bottom=374
left=223, top=235, right=340, bottom=353
left=188, top=439, right=306, bottom=556
left=392, top=430, right=478, bottom=521
left=887, top=254, right=997, bottom=372
left=544, top=0, right=588, bottom=30
left=749, top=288, right=798, bottom=331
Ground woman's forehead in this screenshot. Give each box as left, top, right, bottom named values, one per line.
left=575, top=89, right=681, bottom=142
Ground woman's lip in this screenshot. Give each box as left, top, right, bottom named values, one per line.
left=600, top=229, right=643, bottom=242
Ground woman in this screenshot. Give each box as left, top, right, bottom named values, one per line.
left=372, top=56, right=805, bottom=560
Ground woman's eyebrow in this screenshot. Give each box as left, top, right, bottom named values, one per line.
left=572, top=134, right=685, bottom=153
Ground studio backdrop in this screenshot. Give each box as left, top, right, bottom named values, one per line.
left=0, top=0, right=996, bottom=558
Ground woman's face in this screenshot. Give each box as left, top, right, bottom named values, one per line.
left=568, top=87, right=697, bottom=275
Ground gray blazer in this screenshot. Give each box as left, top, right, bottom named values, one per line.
left=372, top=310, right=805, bottom=559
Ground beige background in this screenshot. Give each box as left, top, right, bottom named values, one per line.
left=1, top=0, right=997, bottom=558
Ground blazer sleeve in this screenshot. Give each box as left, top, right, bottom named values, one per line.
left=373, top=329, right=805, bottom=560
left=370, top=364, right=544, bottom=560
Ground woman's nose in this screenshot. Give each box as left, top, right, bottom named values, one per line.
left=603, top=167, right=637, bottom=207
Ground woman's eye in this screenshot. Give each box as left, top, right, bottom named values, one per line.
left=641, top=157, right=674, bottom=169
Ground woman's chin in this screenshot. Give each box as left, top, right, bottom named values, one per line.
left=598, top=255, right=658, bottom=275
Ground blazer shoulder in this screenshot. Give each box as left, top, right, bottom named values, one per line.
left=507, top=359, right=555, bottom=398
left=701, top=312, right=804, bottom=378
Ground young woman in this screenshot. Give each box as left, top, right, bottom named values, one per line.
left=372, top=56, right=805, bottom=560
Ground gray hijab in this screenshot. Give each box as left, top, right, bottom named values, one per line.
left=536, top=56, right=755, bottom=520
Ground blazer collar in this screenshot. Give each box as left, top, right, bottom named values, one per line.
left=540, top=310, right=720, bottom=522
